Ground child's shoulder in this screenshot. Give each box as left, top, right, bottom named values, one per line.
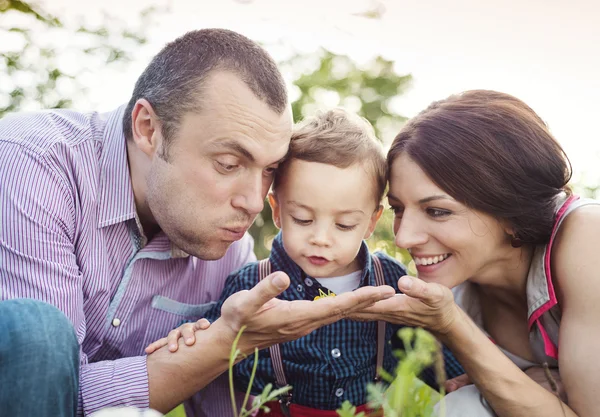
left=225, top=260, right=263, bottom=288
left=371, top=250, right=408, bottom=285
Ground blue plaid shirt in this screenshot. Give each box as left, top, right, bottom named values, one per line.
left=205, top=232, right=464, bottom=409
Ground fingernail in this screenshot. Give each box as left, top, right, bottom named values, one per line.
left=399, top=276, right=413, bottom=290
left=272, top=273, right=287, bottom=290
left=186, top=337, right=193, bottom=344
left=169, top=344, right=177, bottom=350
left=382, top=290, right=395, bottom=299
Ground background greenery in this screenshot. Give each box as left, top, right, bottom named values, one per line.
left=1, top=0, right=415, bottom=267
left=2, top=1, right=597, bottom=416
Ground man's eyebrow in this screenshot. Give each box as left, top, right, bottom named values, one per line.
left=215, top=139, right=255, bottom=162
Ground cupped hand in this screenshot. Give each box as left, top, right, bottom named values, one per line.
left=349, top=275, right=460, bottom=335
left=215, top=271, right=397, bottom=355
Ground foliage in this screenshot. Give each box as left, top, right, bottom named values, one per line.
left=0, top=0, right=158, bottom=117
left=228, top=326, right=292, bottom=417
left=337, top=328, right=445, bottom=417
left=249, top=49, right=413, bottom=262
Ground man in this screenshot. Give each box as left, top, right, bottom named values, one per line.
left=0, top=29, right=394, bottom=416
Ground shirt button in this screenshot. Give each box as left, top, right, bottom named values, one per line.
left=296, top=284, right=303, bottom=292
left=112, top=318, right=121, bottom=327
left=331, top=348, right=341, bottom=358
left=304, top=278, right=313, bottom=287
left=335, top=388, right=344, bottom=397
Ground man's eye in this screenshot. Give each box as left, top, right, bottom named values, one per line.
left=264, top=166, right=278, bottom=176
left=217, top=161, right=238, bottom=172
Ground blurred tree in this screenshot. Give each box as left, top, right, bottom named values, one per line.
left=249, top=48, right=415, bottom=269
left=0, top=0, right=157, bottom=117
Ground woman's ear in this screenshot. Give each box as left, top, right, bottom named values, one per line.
left=268, top=193, right=282, bottom=229
left=364, top=205, right=384, bottom=239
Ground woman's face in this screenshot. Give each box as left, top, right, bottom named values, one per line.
left=387, top=153, right=512, bottom=288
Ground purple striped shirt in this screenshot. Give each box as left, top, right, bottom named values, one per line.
left=0, top=106, right=256, bottom=416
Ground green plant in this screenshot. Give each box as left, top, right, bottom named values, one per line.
left=337, top=327, right=445, bottom=417
left=229, top=326, right=292, bottom=417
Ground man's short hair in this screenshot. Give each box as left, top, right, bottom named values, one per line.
left=273, top=108, right=386, bottom=206
left=123, top=28, right=288, bottom=155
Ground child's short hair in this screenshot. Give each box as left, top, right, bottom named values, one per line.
left=273, top=108, right=386, bottom=206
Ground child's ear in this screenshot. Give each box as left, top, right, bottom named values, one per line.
left=268, top=192, right=282, bottom=229
left=364, top=205, right=384, bottom=239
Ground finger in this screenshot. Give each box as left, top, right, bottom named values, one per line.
left=181, top=324, right=196, bottom=346
left=145, top=337, right=168, bottom=354
left=244, top=271, right=291, bottom=314
left=194, top=318, right=211, bottom=330
left=444, top=373, right=471, bottom=392
left=296, top=285, right=396, bottom=327
left=397, top=276, right=448, bottom=305
left=167, top=329, right=182, bottom=352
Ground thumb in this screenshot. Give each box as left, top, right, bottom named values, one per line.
left=444, top=373, right=472, bottom=392
left=397, top=275, right=448, bottom=305
left=246, top=271, right=290, bottom=313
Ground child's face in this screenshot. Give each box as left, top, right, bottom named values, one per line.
left=270, top=159, right=382, bottom=278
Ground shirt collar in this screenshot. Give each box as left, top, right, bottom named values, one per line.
left=97, top=105, right=136, bottom=228
left=96, top=105, right=188, bottom=259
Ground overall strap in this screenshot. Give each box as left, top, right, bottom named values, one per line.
left=371, top=255, right=386, bottom=381
left=258, top=259, right=292, bottom=413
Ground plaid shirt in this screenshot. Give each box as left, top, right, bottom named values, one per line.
left=205, top=232, right=464, bottom=410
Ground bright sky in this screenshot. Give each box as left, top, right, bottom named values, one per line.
left=38, top=0, right=600, bottom=187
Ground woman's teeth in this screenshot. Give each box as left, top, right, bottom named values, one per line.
left=413, top=254, right=450, bottom=266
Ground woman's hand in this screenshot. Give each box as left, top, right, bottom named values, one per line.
left=350, top=275, right=461, bottom=335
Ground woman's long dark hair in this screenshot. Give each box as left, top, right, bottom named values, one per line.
left=387, top=90, right=572, bottom=245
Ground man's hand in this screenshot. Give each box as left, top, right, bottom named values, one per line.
left=215, top=271, right=396, bottom=354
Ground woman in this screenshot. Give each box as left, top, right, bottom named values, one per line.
left=355, top=90, right=600, bottom=416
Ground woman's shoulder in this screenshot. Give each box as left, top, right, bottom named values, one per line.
left=551, top=201, right=600, bottom=303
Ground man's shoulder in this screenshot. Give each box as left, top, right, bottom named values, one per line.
left=0, top=108, right=104, bottom=155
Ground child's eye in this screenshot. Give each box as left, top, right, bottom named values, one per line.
left=426, top=208, right=451, bottom=218
left=336, top=224, right=357, bottom=231
left=291, top=216, right=312, bottom=226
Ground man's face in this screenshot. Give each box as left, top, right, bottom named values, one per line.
left=146, top=72, right=292, bottom=260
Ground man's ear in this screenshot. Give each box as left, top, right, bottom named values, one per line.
left=268, top=192, right=282, bottom=229
left=364, top=205, right=384, bottom=239
left=131, top=99, right=162, bottom=158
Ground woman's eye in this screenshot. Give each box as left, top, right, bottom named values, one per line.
left=291, top=216, right=312, bottom=226
left=426, top=208, right=451, bottom=218
left=390, top=206, right=404, bottom=217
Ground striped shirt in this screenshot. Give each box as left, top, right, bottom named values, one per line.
left=204, top=233, right=465, bottom=410
left=0, top=106, right=255, bottom=416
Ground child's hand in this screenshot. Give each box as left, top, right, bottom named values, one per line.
left=145, top=318, right=211, bottom=354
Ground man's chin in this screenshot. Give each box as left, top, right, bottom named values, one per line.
left=185, top=240, right=233, bottom=261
